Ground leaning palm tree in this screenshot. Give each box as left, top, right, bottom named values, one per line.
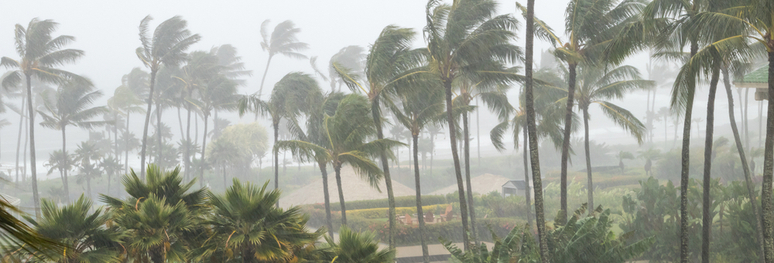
left=135, top=15, right=200, bottom=178
left=257, top=20, right=309, bottom=99
left=318, top=226, right=395, bottom=263
left=275, top=94, right=401, bottom=225
left=424, top=0, right=522, bottom=248
left=0, top=19, right=88, bottom=219
left=200, top=180, right=321, bottom=263
left=567, top=65, right=651, bottom=211
left=38, top=80, right=108, bottom=203
left=26, top=195, right=123, bottom=263
left=334, top=25, right=427, bottom=250
left=389, top=84, right=445, bottom=262
left=239, top=72, right=320, bottom=204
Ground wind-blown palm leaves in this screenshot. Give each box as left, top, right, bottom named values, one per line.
left=318, top=226, right=395, bottom=263
left=257, top=20, right=309, bottom=99
left=239, top=72, right=321, bottom=204
left=334, top=24, right=427, bottom=250
left=39, top=80, right=108, bottom=203
left=135, top=15, right=201, bottom=178
left=275, top=94, right=402, bottom=226
left=198, top=180, right=321, bottom=262
left=310, top=45, right=365, bottom=93
left=0, top=18, right=88, bottom=219
left=26, top=195, right=123, bottom=263
left=0, top=195, right=57, bottom=261
left=424, top=0, right=522, bottom=249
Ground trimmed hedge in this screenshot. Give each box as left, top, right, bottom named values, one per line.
left=348, top=204, right=448, bottom=219
left=313, top=195, right=449, bottom=211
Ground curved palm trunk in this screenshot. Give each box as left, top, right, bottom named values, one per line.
left=722, top=67, right=765, bottom=262
left=318, top=161, right=334, bottom=240
left=680, top=42, right=698, bottom=263
left=412, top=133, right=429, bottom=263
left=701, top=62, right=720, bottom=263
left=25, top=74, right=40, bottom=219
left=524, top=1, right=549, bottom=260
left=371, top=96, right=397, bottom=250
left=582, top=108, right=593, bottom=212
left=199, top=114, right=209, bottom=188
left=15, top=98, right=24, bottom=183
left=61, top=128, right=70, bottom=203
left=760, top=50, right=774, bottom=263
left=140, top=70, right=157, bottom=179
left=273, top=120, right=279, bottom=207
left=257, top=56, right=274, bottom=99
left=157, top=103, right=163, bottom=167
left=523, top=124, right=532, bottom=227
left=334, top=163, right=347, bottom=225
left=462, top=110, right=478, bottom=244
left=442, top=79, right=470, bottom=250
left=559, top=63, right=577, bottom=224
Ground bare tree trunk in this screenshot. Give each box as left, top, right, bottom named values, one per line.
left=443, top=78, right=470, bottom=250
left=334, top=164, right=347, bottom=225
left=723, top=66, right=765, bottom=262
left=680, top=41, right=698, bottom=263
left=61, top=128, right=70, bottom=203
left=759, top=50, right=774, bottom=263
left=476, top=97, right=480, bottom=166
left=199, top=114, right=209, bottom=188
left=412, top=134, right=429, bottom=263
left=559, top=62, right=577, bottom=224
left=15, top=98, right=24, bottom=183
left=583, top=108, right=594, bottom=213
left=157, top=103, right=162, bottom=167
left=185, top=106, right=192, bottom=179
left=372, top=96, right=397, bottom=250
left=523, top=124, right=532, bottom=227
left=744, top=88, right=750, bottom=152
left=25, top=74, right=40, bottom=219
left=257, top=56, right=273, bottom=99
left=318, top=161, right=334, bottom=240
left=701, top=61, right=720, bottom=263
left=273, top=120, right=279, bottom=207
left=140, top=70, right=157, bottom=179
left=463, top=110, right=478, bottom=244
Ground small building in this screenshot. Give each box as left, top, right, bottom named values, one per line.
left=502, top=180, right=530, bottom=198
left=734, top=66, right=769, bottom=101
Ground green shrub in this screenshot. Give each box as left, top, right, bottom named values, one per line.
left=323, top=195, right=448, bottom=211
left=348, top=204, right=448, bottom=219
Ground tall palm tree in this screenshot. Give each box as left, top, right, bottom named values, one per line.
left=38, top=80, right=107, bottom=203
left=45, top=150, right=72, bottom=200
left=0, top=19, right=87, bottom=219
left=239, top=72, right=320, bottom=204
left=309, top=45, right=365, bottom=93
left=333, top=25, right=427, bottom=250
left=26, top=195, right=123, bottom=263
left=74, top=141, right=103, bottom=199
left=389, top=84, right=445, bottom=262
left=257, top=20, right=309, bottom=99
left=202, top=180, right=321, bottom=263
left=135, top=16, right=200, bottom=178
left=423, top=0, right=522, bottom=248
left=275, top=94, right=401, bottom=225
left=318, top=226, right=395, bottom=263
left=566, top=65, right=651, bottom=210
left=108, top=85, right=144, bottom=173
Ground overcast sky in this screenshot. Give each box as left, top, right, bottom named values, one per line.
left=0, top=0, right=765, bottom=170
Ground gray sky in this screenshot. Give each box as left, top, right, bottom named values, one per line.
left=0, top=0, right=764, bottom=170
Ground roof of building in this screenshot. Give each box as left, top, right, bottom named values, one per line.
left=502, top=180, right=528, bottom=190
left=735, top=66, right=768, bottom=87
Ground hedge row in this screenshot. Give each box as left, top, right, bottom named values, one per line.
left=347, top=204, right=448, bottom=219
left=307, top=195, right=449, bottom=211
left=302, top=206, right=526, bottom=246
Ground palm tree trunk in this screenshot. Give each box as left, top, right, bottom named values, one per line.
left=23, top=116, right=27, bottom=181
left=157, top=103, right=163, bottom=166
left=559, top=62, right=577, bottom=224
left=679, top=41, right=698, bottom=263
left=476, top=97, right=481, bottom=166
left=524, top=1, right=549, bottom=260
left=760, top=50, right=774, bottom=263
left=334, top=164, right=347, bottom=225
left=523, top=124, right=532, bottom=227
left=701, top=61, right=720, bottom=263
left=318, top=161, right=334, bottom=240
left=140, top=70, right=157, bottom=179
left=723, top=66, right=765, bottom=262
left=25, top=74, right=40, bottom=219
left=462, top=110, right=478, bottom=244
left=61, top=128, right=70, bottom=203
left=177, top=106, right=185, bottom=138
left=15, top=98, right=24, bottom=183
left=199, top=114, right=209, bottom=188
left=125, top=114, right=130, bottom=175
left=185, top=106, right=192, bottom=178
left=412, top=133, right=429, bottom=263
left=744, top=88, right=750, bottom=152
left=149, top=245, right=164, bottom=263
left=273, top=120, right=280, bottom=207
left=583, top=108, right=593, bottom=212
left=442, top=79, right=470, bottom=250
left=86, top=173, right=92, bottom=200
left=258, top=56, right=274, bottom=99
left=242, top=244, right=257, bottom=263
left=371, top=96, right=397, bottom=250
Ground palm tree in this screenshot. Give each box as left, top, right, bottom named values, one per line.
left=44, top=149, right=72, bottom=203
left=333, top=25, right=426, bottom=250
left=389, top=84, right=445, bottom=262
left=568, top=65, right=651, bottom=210
left=120, top=68, right=149, bottom=174
left=424, top=0, right=521, bottom=248
left=239, top=72, right=320, bottom=204
left=100, top=155, right=122, bottom=195
left=26, top=195, right=123, bottom=263
left=74, top=141, right=103, bottom=199
left=616, top=151, right=635, bottom=175
left=0, top=18, right=87, bottom=219
left=202, top=179, right=321, bottom=263
left=637, top=148, right=660, bottom=177
left=318, top=226, right=395, bottom=263
left=206, top=138, right=240, bottom=190
left=38, top=80, right=107, bottom=203
left=0, top=194, right=57, bottom=259
left=275, top=94, right=401, bottom=225
left=310, top=45, right=365, bottom=93
left=135, top=16, right=200, bottom=178
left=257, top=20, right=309, bottom=99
